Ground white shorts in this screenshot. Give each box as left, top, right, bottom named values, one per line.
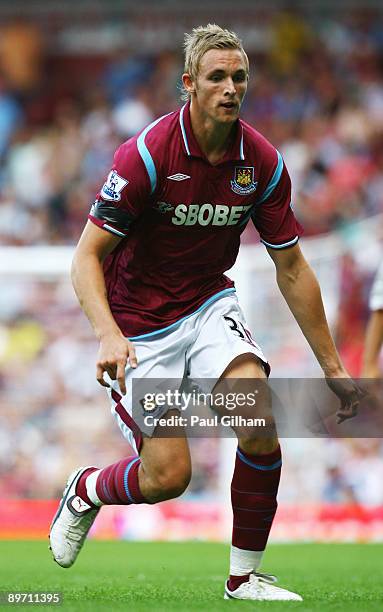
left=106, top=292, right=268, bottom=452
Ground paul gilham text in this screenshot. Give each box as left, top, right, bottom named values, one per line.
left=144, top=415, right=266, bottom=428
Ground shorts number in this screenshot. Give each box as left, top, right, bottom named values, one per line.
left=224, top=315, right=256, bottom=347
left=224, top=315, right=245, bottom=338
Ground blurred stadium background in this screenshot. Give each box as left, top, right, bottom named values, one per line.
left=1, top=0, right=383, bottom=542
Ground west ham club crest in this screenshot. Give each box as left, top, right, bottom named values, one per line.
left=231, top=166, right=258, bottom=195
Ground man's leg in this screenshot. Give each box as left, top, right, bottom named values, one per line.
left=214, top=354, right=302, bottom=601
left=77, top=416, right=191, bottom=506
left=50, top=415, right=191, bottom=568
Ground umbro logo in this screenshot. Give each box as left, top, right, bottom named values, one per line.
left=167, top=173, right=191, bottom=181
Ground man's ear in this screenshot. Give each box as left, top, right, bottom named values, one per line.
left=182, top=73, right=195, bottom=95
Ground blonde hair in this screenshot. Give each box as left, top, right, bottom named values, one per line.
left=181, top=24, right=249, bottom=101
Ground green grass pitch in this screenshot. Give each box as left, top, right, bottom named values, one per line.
left=0, top=541, right=382, bottom=611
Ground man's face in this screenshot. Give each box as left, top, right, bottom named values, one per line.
left=185, top=48, right=248, bottom=124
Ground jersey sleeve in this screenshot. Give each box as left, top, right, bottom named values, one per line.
left=251, top=150, right=303, bottom=249
left=369, top=261, right=383, bottom=311
left=88, top=138, right=151, bottom=238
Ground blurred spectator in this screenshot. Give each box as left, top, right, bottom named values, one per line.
left=322, top=466, right=357, bottom=504
left=0, top=78, right=23, bottom=161
left=0, top=18, right=44, bottom=97
left=112, top=86, right=154, bottom=138
left=335, top=254, right=370, bottom=374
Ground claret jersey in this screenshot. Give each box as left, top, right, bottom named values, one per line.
left=88, top=101, right=303, bottom=338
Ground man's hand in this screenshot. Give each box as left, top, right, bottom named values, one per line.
left=325, top=375, right=366, bottom=424
left=96, top=332, right=137, bottom=396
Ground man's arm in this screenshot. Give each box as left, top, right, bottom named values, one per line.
left=266, top=243, right=364, bottom=421
left=71, top=220, right=137, bottom=395
left=362, top=309, right=383, bottom=378
left=266, top=243, right=345, bottom=377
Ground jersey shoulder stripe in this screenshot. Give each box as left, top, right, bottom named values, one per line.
left=239, top=126, right=245, bottom=160
left=257, top=150, right=284, bottom=204
left=136, top=112, right=173, bottom=194
left=179, top=104, right=191, bottom=156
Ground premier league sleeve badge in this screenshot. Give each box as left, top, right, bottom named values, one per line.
left=101, top=170, right=129, bottom=202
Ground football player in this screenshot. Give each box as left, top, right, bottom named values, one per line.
left=50, top=24, right=361, bottom=602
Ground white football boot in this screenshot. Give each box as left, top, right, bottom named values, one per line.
left=224, top=572, right=303, bottom=601
left=49, top=467, right=100, bottom=568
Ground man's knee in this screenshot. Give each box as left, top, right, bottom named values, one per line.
left=139, top=435, right=191, bottom=502
left=145, top=461, right=192, bottom=502
left=239, top=436, right=279, bottom=455
left=236, top=413, right=277, bottom=443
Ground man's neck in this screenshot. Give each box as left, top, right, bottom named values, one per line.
left=189, top=100, right=236, bottom=165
